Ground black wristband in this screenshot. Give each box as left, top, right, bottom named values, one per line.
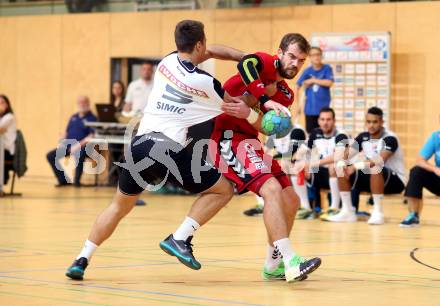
left=259, top=95, right=270, bottom=104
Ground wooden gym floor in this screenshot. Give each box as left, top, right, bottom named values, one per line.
left=0, top=179, right=439, bottom=306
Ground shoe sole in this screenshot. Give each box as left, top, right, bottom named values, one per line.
left=243, top=209, right=263, bottom=216
left=325, top=218, right=357, bottom=223
left=296, top=214, right=314, bottom=220
left=319, top=214, right=329, bottom=221
left=263, top=274, right=308, bottom=281
left=159, top=242, right=201, bottom=270
left=399, top=223, right=420, bottom=228
left=243, top=213, right=262, bottom=216
left=319, top=212, right=338, bottom=221
left=286, top=259, right=322, bottom=283
left=65, top=269, right=84, bottom=280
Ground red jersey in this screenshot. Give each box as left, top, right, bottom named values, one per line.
left=214, top=52, right=294, bottom=137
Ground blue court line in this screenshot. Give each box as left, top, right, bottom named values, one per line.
left=0, top=256, right=264, bottom=274
left=0, top=262, right=179, bottom=274
left=0, top=255, right=265, bottom=274
left=0, top=289, right=111, bottom=306
left=0, top=279, right=205, bottom=306
left=3, top=247, right=440, bottom=274
left=0, top=275, right=266, bottom=306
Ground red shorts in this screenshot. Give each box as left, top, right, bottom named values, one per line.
left=209, top=130, right=291, bottom=195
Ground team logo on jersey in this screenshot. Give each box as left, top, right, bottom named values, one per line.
left=176, top=66, right=186, bottom=77
left=162, top=84, right=193, bottom=104
left=219, top=138, right=247, bottom=178
left=244, top=143, right=268, bottom=170
left=159, top=64, right=209, bottom=98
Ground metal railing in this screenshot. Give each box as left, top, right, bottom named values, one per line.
left=135, top=0, right=196, bottom=11
left=0, top=0, right=430, bottom=17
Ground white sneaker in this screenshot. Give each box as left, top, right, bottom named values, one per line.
left=326, top=209, right=357, bottom=223
left=367, top=211, right=385, bottom=225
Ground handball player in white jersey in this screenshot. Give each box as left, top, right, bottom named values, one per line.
left=65, top=20, right=252, bottom=280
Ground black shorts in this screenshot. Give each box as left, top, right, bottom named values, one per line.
left=308, top=167, right=330, bottom=189
left=118, top=133, right=221, bottom=196
left=350, top=167, right=405, bottom=194
left=305, top=115, right=319, bottom=134
left=404, top=166, right=440, bottom=199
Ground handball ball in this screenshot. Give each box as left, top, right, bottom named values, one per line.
left=261, top=110, right=292, bottom=138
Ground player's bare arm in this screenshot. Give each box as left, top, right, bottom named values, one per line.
left=201, top=44, right=246, bottom=63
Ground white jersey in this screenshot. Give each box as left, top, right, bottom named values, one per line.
left=355, top=129, right=406, bottom=184
left=125, top=78, right=153, bottom=114
left=267, top=124, right=304, bottom=154
left=264, top=124, right=306, bottom=160
left=137, top=52, right=224, bottom=145
left=305, top=127, right=349, bottom=159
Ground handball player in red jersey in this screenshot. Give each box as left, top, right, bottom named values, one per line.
left=210, top=33, right=322, bottom=282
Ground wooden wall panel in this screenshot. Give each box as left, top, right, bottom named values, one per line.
left=332, top=3, right=396, bottom=33
left=0, top=18, right=17, bottom=102
left=396, top=2, right=440, bottom=166
left=15, top=16, right=62, bottom=177
left=214, top=8, right=272, bottom=82
left=1, top=2, right=440, bottom=178
left=271, top=5, right=333, bottom=47
left=110, top=12, right=162, bottom=58
left=396, top=2, right=440, bottom=132
left=160, top=10, right=216, bottom=55
left=61, top=13, right=110, bottom=126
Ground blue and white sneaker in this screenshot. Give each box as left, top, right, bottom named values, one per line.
left=399, top=212, right=420, bottom=228
left=159, top=235, right=201, bottom=270
left=66, top=257, right=88, bottom=280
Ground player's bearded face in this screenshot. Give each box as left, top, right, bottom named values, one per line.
left=278, top=43, right=307, bottom=80
left=278, top=59, right=298, bottom=79
left=318, top=113, right=335, bottom=134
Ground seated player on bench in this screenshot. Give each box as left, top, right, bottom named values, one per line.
left=400, top=130, right=440, bottom=227
left=332, top=107, right=406, bottom=225
left=292, top=107, right=349, bottom=220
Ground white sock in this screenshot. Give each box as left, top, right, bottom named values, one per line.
left=274, top=238, right=296, bottom=266
left=264, top=244, right=282, bottom=271
left=77, top=239, right=98, bottom=260
left=291, top=176, right=311, bottom=210
left=329, top=177, right=340, bottom=210
left=173, top=216, right=200, bottom=241
left=372, top=194, right=384, bottom=214
left=256, top=195, right=265, bottom=208
left=340, top=191, right=354, bottom=213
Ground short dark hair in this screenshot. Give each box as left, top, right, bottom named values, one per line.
left=175, top=20, right=205, bottom=53
left=310, top=46, right=323, bottom=55
left=141, top=60, right=153, bottom=67
left=319, top=107, right=335, bottom=119
left=279, top=33, right=310, bottom=54
left=0, top=94, right=13, bottom=115
left=367, top=106, right=383, bottom=119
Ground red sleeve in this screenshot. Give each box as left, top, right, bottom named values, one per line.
left=237, top=53, right=270, bottom=103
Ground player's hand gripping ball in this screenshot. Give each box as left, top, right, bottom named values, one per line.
left=261, top=110, right=292, bottom=138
